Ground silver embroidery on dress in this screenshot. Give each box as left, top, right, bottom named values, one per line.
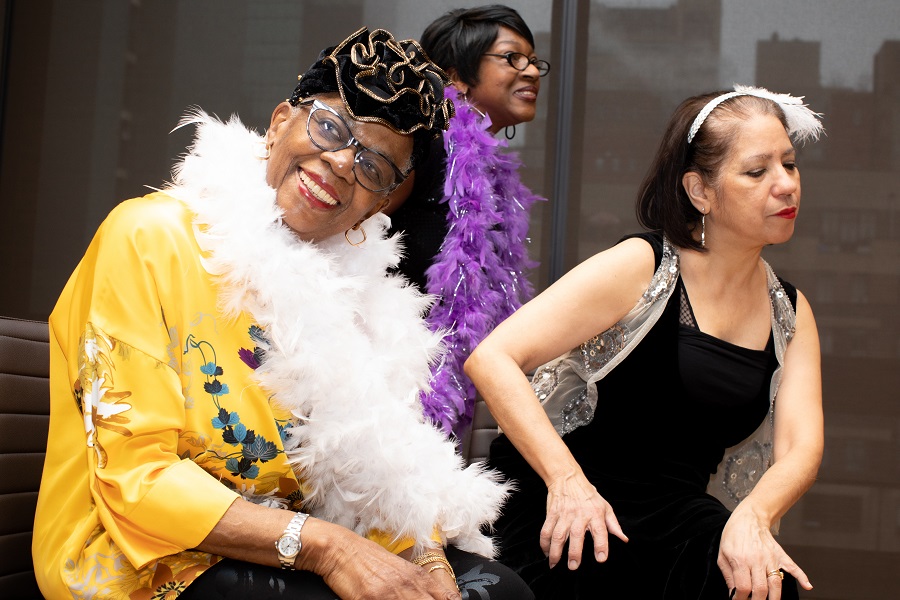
left=532, top=238, right=797, bottom=511
left=709, top=266, right=795, bottom=509
left=533, top=238, right=679, bottom=435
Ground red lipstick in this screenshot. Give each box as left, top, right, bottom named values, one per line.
left=775, top=207, right=797, bottom=219
left=302, top=170, right=340, bottom=203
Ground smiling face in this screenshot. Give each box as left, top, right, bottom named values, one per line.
left=461, top=26, right=541, bottom=133
left=703, top=113, right=801, bottom=250
left=265, top=94, right=413, bottom=242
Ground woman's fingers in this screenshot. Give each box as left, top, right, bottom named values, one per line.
left=541, top=474, right=626, bottom=570
left=751, top=563, right=773, bottom=600
left=565, top=518, right=588, bottom=569
left=765, top=565, right=786, bottom=600
left=719, top=553, right=760, bottom=600
left=781, top=555, right=812, bottom=591
left=605, top=506, right=629, bottom=544
left=718, top=554, right=736, bottom=595
left=547, top=516, right=573, bottom=568
left=318, top=533, right=460, bottom=600
left=425, top=566, right=461, bottom=599
left=727, top=560, right=752, bottom=600
left=587, top=514, right=609, bottom=564
left=717, top=505, right=816, bottom=599
left=538, top=512, right=558, bottom=557
left=719, top=555, right=810, bottom=600
left=589, top=503, right=629, bottom=563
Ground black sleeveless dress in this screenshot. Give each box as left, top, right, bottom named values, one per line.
left=487, top=233, right=800, bottom=599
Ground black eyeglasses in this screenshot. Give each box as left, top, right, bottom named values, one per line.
left=482, top=52, right=550, bottom=77
left=300, top=99, right=407, bottom=194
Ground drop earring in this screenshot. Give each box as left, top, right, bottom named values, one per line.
left=701, top=211, right=706, bottom=248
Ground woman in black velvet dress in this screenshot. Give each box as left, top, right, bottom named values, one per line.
left=465, top=87, right=825, bottom=600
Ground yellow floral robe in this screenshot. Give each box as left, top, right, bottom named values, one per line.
left=34, top=194, right=409, bottom=599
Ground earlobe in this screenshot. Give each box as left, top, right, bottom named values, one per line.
left=358, top=198, right=389, bottom=224
left=447, top=69, right=468, bottom=96
left=367, top=197, right=391, bottom=219
left=682, top=171, right=710, bottom=213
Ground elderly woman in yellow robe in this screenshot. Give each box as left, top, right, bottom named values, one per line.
left=33, top=27, right=533, bottom=600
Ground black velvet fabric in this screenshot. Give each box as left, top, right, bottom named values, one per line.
left=487, top=232, right=800, bottom=599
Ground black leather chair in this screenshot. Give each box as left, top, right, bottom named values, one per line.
left=0, top=316, right=50, bottom=599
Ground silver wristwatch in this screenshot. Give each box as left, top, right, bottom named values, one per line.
left=275, top=512, right=309, bottom=570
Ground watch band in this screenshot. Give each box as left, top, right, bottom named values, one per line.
left=275, top=512, right=309, bottom=570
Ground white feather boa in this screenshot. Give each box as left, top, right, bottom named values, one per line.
left=166, top=112, right=510, bottom=557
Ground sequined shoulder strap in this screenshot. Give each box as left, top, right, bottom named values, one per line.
left=532, top=237, right=679, bottom=435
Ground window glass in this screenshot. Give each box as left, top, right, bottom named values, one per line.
left=0, top=0, right=551, bottom=319
left=2, top=1, right=898, bottom=595
left=573, top=2, right=900, bottom=595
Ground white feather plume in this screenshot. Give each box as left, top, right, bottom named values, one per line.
left=732, top=84, right=824, bottom=144
left=163, top=111, right=511, bottom=557
left=688, top=84, right=825, bottom=145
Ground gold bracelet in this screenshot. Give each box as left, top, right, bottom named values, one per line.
left=412, top=552, right=449, bottom=567
left=413, top=552, right=456, bottom=579
left=412, top=552, right=442, bottom=566
left=427, top=564, right=460, bottom=592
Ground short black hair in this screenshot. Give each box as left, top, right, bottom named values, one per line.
left=420, top=5, right=535, bottom=88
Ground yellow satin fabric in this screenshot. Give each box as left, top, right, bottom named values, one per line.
left=34, top=194, right=418, bottom=599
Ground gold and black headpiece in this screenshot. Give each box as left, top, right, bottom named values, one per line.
left=290, top=27, right=455, bottom=166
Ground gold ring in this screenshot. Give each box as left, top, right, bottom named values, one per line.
left=767, top=569, right=784, bottom=580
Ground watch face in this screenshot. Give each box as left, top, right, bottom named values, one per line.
left=277, top=536, right=300, bottom=557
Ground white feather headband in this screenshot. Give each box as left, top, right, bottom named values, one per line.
left=687, top=84, right=824, bottom=144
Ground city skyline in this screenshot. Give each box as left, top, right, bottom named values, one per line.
left=398, top=0, right=899, bottom=92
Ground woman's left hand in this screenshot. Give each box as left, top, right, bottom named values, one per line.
left=426, top=565, right=459, bottom=596
left=400, top=547, right=460, bottom=598
left=717, top=503, right=811, bottom=600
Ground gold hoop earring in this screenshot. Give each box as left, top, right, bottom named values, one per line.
left=345, top=224, right=366, bottom=247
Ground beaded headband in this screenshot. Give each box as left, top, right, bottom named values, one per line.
left=687, top=84, right=824, bottom=144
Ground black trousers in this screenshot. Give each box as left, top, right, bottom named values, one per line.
left=178, top=545, right=534, bottom=600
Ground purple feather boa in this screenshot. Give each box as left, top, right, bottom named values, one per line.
left=420, top=88, right=545, bottom=437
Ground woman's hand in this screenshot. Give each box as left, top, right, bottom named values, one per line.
left=400, top=547, right=460, bottom=598
left=717, top=503, right=812, bottom=600
left=301, top=524, right=460, bottom=600
left=426, top=565, right=459, bottom=597
left=200, top=500, right=458, bottom=599
left=541, top=471, right=628, bottom=570
left=720, top=290, right=821, bottom=600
